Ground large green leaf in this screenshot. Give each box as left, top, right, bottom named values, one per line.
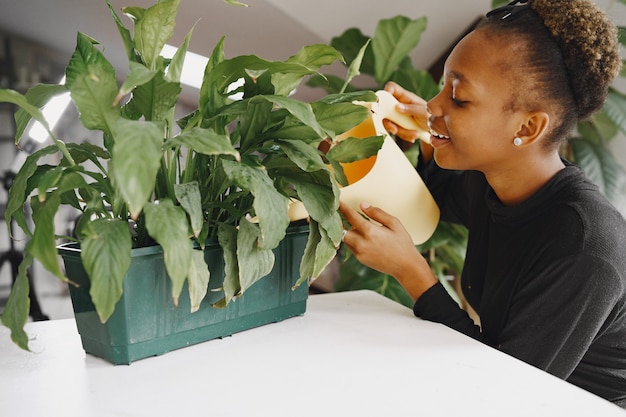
left=276, top=139, right=327, bottom=172
left=65, top=33, right=120, bottom=135
left=187, top=249, right=210, bottom=313
left=12, top=84, right=68, bottom=142
left=341, top=39, right=371, bottom=93
left=603, top=89, right=626, bottom=136
left=4, top=145, right=58, bottom=236
left=578, top=109, right=620, bottom=143
left=199, top=36, right=226, bottom=118
left=110, top=118, right=163, bottom=218
left=165, top=127, right=239, bottom=159
left=217, top=224, right=240, bottom=306
left=133, top=72, right=182, bottom=122
left=174, top=182, right=203, bottom=238
left=221, top=159, right=289, bottom=249
left=260, top=95, right=326, bottom=138
left=326, top=135, right=384, bottom=163
left=144, top=200, right=193, bottom=305
left=200, top=55, right=320, bottom=119
left=117, top=62, right=157, bottom=100
left=0, top=89, right=56, bottom=145
left=571, top=138, right=626, bottom=216
left=372, top=16, right=427, bottom=83
left=296, top=219, right=337, bottom=287
left=106, top=0, right=135, bottom=62
left=165, top=24, right=196, bottom=84
left=239, top=96, right=273, bottom=154
left=310, top=101, right=371, bottom=138
left=390, top=68, right=440, bottom=101
left=134, top=0, right=180, bottom=70
left=28, top=194, right=65, bottom=281
left=236, top=218, right=274, bottom=293
left=79, top=218, right=132, bottom=323
left=0, top=253, right=34, bottom=350
left=330, top=28, right=375, bottom=76
left=273, top=44, right=343, bottom=96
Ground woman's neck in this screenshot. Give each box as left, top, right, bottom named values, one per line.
left=485, top=151, right=566, bottom=206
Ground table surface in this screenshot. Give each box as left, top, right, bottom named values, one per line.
left=1, top=290, right=624, bottom=416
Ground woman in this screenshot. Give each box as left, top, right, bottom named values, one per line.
left=338, top=0, right=626, bottom=407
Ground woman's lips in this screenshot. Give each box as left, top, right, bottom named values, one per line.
left=428, top=121, right=451, bottom=148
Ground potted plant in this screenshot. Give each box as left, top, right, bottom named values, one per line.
left=0, top=0, right=382, bottom=363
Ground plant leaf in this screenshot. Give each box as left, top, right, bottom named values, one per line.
left=237, top=218, right=274, bottom=293
left=0, top=89, right=56, bottom=145
left=341, top=39, right=370, bottom=93
left=221, top=159, right=289, bottom=249
left=28, top=194, right=66, bottom=281
left=12, top=84, right=68, bottom=142
left=276, top=139, right=327, bottom=172
left=165, top=22, right=197, bottom=84
left=174, top=182, right=203, bottom=237
left=166, top=126, right=239, bottom=159
left=224, top=0, right=248, bottom=6
left=296, top=219, right=337, bottom=286
left=187, top=249, right=210, bottom=313
left=603, top=89, right=626, bottom=136
left=0, top=253, right=34, bottom=350
left=330, top=28, right=375, bottom=76
left=311, top=101, right=370, bottom=138
left=273, top=44, right=343, bottom=96
left=390, top=68, right=440, bottom=101
left=117, top=61, right=157, bottom=101
left=4, top=146, right=58, bottom=237
left=106, top=0, right=135, bottom=61
left=217, top=224, right=240, bottom=306
left=372, top=16, right=427, bottom=83
left=79, top=218, right=132, bottom=323
left=134, top=0, right=180, bottom=70
left=65, top=33, right=120, bottom=135
left=110, top=118, right=163, bottom=218
left=571, top=139, right=626, bottom=217
left=261, top=95, right=326, bottom=138
left=133, top=72, right=181, bottom=122
left=239, top=96, right=273, bottom=154
left=327, top=135, right=384, bottom=163
left=144, top=200, right=193, bottom=306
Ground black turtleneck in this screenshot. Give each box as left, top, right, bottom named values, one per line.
left=413, top=159, right=626, bottom=405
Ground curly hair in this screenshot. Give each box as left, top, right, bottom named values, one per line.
left=478, top=0, right=621, bottom=147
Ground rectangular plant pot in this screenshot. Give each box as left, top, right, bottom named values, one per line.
left=58, top=226, right=309, bottom=365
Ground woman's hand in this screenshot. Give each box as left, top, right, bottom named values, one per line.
left=383, top=81, right=430, bottom=142
left=338, top=201, right=438, bottom=301
left=383, top=81, right=434, bottom=162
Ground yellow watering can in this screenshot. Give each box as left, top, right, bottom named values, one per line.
left=334, top=90, right=440, bottom=245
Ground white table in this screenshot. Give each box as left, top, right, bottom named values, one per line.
left=1, top=290, right=624, bottom=416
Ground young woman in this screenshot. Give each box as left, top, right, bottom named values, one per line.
left=338, top=0, right=626, bottom=407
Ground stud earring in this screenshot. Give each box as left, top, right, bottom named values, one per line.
left=513, top=137, right=523, bottom=147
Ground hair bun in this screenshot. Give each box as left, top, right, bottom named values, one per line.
left=531, top=0, right=621, bottom=119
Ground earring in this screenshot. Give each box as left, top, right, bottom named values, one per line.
left=513, top=137, right=523, bottom=147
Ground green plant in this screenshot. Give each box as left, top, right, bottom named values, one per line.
left=0, top=0, right=382, bottom=349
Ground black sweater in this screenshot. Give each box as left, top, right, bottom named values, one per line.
left=413, top=160, right=626, bottom=404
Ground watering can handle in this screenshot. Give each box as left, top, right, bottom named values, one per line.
left=371, top=90, right=431, bottom=144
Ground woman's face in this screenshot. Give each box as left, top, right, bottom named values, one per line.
left=427, top=29, right=530, bottom=172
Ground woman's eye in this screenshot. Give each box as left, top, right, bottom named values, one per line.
left=451, top=97, right=468, bottom=107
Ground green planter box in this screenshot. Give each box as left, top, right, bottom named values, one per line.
left=58, top=226, right=309, bottom=365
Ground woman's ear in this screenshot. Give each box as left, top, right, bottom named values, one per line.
left=515, top=112, right=550, bottom=145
